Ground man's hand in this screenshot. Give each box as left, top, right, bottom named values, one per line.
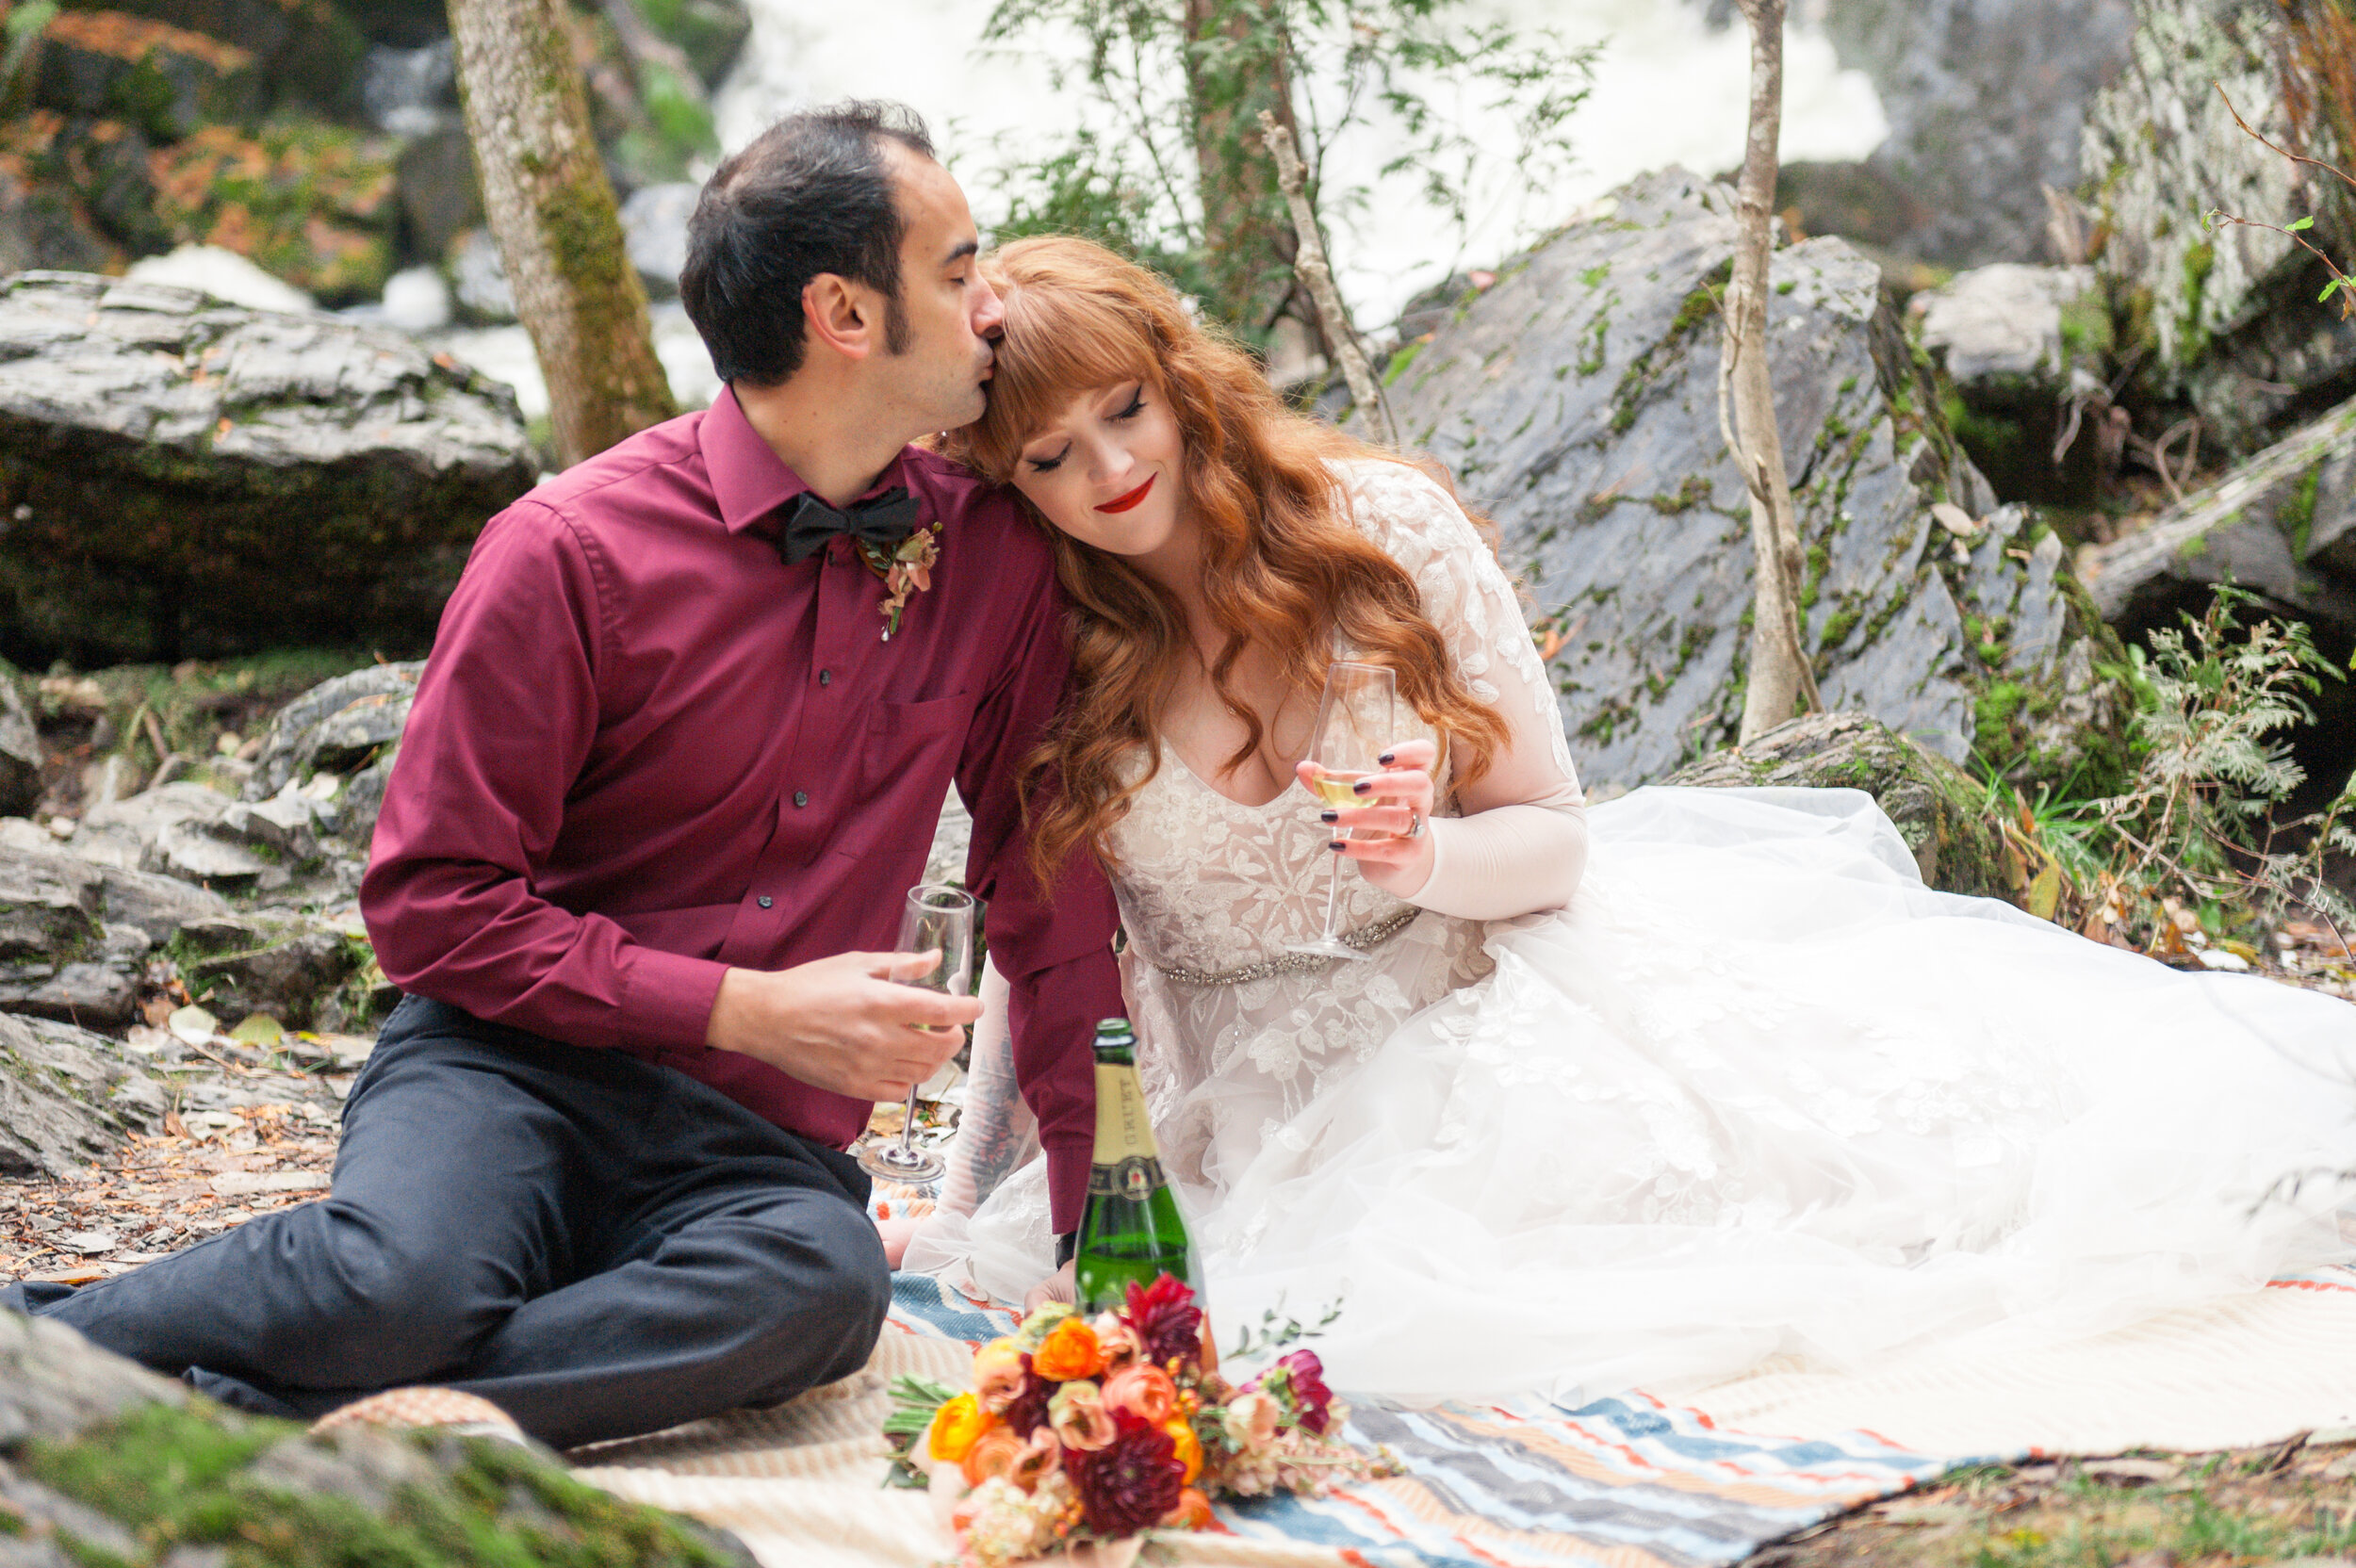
left=1025, top=1259, right=1076, bottom=1313
left=705, top=951, right=982, bottom=1101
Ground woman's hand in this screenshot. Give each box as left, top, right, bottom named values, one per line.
left=1299, top=736, right=1438, bottom=900
left=1025, top=1260, right=1076, bottom=1313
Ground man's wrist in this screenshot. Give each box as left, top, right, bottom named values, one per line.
left=1055, top=1231, right=1077, bottom=1267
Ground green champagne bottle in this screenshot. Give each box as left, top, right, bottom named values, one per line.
left=1074, top=1018, right=1200, bottom=1315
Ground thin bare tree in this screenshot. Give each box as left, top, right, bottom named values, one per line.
left=1258, top=111, right=1396, bottom=446
left=1719, top=0, right=1820, bottom=741
left=448, top=0, right=677, bottom=467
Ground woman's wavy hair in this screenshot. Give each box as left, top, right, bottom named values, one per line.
left=937, top=235, right=1512, bottom=883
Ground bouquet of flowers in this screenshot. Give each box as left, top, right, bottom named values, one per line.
left=883, top=1276, right=1387, bottom=1568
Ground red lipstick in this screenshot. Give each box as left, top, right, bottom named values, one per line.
left=1096, top=474, right=1155, bottom=514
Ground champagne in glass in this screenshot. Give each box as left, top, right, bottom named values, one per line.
left=858, top=883, right=975, bottom=1184
left=1286, top=661, right=1397, bottom=961
left=1074, top=1017, right=1199, bottom=1314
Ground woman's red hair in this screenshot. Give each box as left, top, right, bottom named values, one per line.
left=936, top=236, right=1511, bottom=882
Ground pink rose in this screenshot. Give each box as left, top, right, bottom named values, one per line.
left=1091, top=1312, right=1145, bottom=1372
left=973, top=1338, right=1027, bottom=1413
left=1048, top=1379, right=1118, bottom=1452
left=1101, top=1364, right=1178, bottom=1426
left=1221, top=1390, right=1281, bottom=1450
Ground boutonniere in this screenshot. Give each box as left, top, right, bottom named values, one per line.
left=857, top=521, right=942, bottom=642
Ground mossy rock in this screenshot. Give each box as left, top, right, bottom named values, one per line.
left=148, top=118, right=396, bottom=304
left=1664, top=710, right=2008, bottom=898
left=0, top=1313, right=757, bottom=1568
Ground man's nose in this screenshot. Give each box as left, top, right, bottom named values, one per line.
left=972, top=277, right=1006, bottom=339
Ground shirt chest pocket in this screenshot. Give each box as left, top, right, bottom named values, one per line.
left=828, top=693, right=971, bottom=864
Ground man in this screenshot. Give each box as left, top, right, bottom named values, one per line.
left=2, top=102, right=1123, bottom=1448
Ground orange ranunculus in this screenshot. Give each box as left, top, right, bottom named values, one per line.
left=1165, top=1417, right=1203, bottom=1484
left=1047, top=1379, right=1118, bottom=1451
left=1161, top=1487, right=1215, bottom=1529
left=960, top=1425, right=1027, bottom=1490
left=973, top=1337, right=1028, bottom=1413
left=1031, top=1315, right=1105, bottom=1381
left=1091, top=1311, right=1144, bottom=1372
left=1009, top=1428, right=1063, bottom=1493
left=925, top=1393, right=994, bottom=1464
left=1101, top=1364, right=1178, bottom=1425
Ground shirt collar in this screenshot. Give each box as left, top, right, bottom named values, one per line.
left=700, top=384, right=912, bottom=538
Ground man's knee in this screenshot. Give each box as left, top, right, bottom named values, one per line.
left=725, top=1196, right=891, bottom=1394
left=281, top=1205, right=521, bottom=1383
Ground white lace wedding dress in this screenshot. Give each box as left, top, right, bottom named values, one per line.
left=908, top=461, right=2356, bottom=1405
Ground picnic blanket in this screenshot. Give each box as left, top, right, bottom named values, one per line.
left=571, top=1266, right=2356, bottom=1568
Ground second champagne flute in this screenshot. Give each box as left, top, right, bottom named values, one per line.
left=1286, top=661, right=1396, bottom=961
left=858, top=883, right=975, bottom=1184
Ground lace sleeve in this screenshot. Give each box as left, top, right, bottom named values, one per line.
left=1337, top=461, right=1582, bottom=804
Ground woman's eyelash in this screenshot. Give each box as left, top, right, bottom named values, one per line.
left=1114, top=389, right=1145, bottom=419
left=1026, top=449, right=1067, bottom=474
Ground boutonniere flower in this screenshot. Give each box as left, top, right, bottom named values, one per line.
left=858, top=521, right=942, bottom=641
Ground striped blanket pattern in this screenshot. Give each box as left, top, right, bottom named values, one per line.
left=885, top=1274, right=1960, bottom=1568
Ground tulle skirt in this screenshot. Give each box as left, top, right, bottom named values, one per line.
left=912, top=787, right=2356, bottom=1406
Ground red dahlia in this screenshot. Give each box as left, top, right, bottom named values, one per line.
left=1067, top=1410, right=1186, bottom=1534
left=1121, top=1274, right=1203, bottom=1364
left=1001, top=1358, right=1054, bottom=1438
left=1275, top=1349, right=1334, bottom=1433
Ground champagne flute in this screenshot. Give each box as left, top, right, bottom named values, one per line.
left=1285, top=662, right=1396, bottom=961
left=859, top=883, right=975, bottom=1184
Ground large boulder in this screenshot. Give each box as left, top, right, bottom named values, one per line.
left=1376, top=168, right=2122, bottom=793
left=29, top=8, right=263, bottom=142
left=243, top=660, right=419, bottom=849
left=0, top=1313, right=759, bottom=1566
left=2079, top=393, right=2356, bottom=642
left=2082, top=0, right=2356, bottom=454
left=0, top=1013, right=166, bottom=1177
left=52, top=0, right=368, bottom=116
left=1665, top=710, right=2009, bottom=897
left=1812, top=0, right=2136, bottom=268
left=0, top=272, right=535, bottom=666
left=174, top=909, right=362, bottom=1029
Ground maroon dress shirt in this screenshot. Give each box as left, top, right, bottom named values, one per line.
left=361, top=387, right=1122, bottom=1232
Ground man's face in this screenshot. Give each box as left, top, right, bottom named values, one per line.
left=868, top=146, right=1004, bottom=436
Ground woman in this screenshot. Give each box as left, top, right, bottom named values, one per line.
left=908, top=236, right=2356, bottom=1405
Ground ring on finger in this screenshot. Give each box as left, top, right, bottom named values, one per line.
left=1405, top=809, right=1424, bottom=839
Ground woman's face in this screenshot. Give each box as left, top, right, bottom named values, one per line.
left=1008, top=378, right=1188, bottom=563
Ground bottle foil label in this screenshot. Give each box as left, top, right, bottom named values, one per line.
left=1088, top=1154, right=1168, bottom=1200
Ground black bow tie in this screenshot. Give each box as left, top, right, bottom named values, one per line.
left=775, top=486, right=923, bottom=566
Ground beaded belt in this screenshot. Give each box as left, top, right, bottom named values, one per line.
left=1153, top=906, right=1422, bottom=987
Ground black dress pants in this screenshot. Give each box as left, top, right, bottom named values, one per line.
left=1, top=995, right=891, bottom=1449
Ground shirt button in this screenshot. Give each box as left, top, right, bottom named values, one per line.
left=818, top=669, right=832, bottom=687
left=794, top=790, right=809, bottom=807
left=757, top=895, right=773, bottom=909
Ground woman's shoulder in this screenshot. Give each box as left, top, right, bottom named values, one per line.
left=1323, top=456, right=1480, bottom=560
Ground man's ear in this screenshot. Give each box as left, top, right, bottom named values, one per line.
left=802, top=273, right=876, bottom=363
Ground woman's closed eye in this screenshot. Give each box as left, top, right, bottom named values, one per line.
left=1023, top=444, right=1071, bottom=475
left=1021, top=384, right=1148, bottom=473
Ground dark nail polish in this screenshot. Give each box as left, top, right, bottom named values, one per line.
left=1328, top=840, right=1347, bottom=851
left=1351, top=779, right=1371, bottom=794
left=1318, top=808, right=1338, bottom=823
left=1378, top=751, right=1396, bottom=764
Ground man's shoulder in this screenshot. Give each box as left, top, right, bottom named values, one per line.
left=513, top=410, right=713, bottom=531
left=904, top=448, right=1027, bottom=532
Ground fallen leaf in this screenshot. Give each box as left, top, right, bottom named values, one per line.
left=229, top=1014, right=285, bottom=1049
left=2027, top=861, right=2061, bottom=922
left=167, top=1004, right=220, bottom=1046
left=1931, top=502, right=1981, bottom=537
left=57, top=1229, right=119, bottom=1254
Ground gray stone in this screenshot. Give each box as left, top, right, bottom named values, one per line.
left=395, top=123, right=482, bottom=260
left=450, top=227, right=516, bottom=321
left=0, top=849, right=104, bottom=964
left=0, top=166, right=114, bottom=277
left=92, top=863, right=230, bottom=944
left=0, top=963, right=139, bottom=1032
left=2082, top=0, right=2356, bottom=453
left=362, top=38, right=457, bottom=137
left=1374, top=168, right=2112, bottom=792
left=2080, top=395, right=2356, bottom=640
left=0, top=1310, right=188, bottom=1446
left=245, top=662, right=423, bottom=806
left=0, top=1012, right=165, bottom=1178
left=1816, top=0, right=2135, bottom=267
left=620, top=183, right=697, bottom=298
left=1667, top=711, right=2010, bottom=896
left=1914, top=265, right=2101, bottom=392
left=0, top=272, right=536, bottom=665
left=210, top=792, right=322, bottom=861
left=0, top=669, right=42, bottom=821
left=155, top=822, right=270, bottom=885
left=175, top=913, right=361, bottom=1030
left=30, top=8, right=264, bottom=141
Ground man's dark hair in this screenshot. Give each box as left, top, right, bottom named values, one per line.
left=680, top=101, right=936, bottom=386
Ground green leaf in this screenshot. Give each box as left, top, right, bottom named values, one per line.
left=2026, top=861, right=2062, bottom=922
left=166, top=1004, right=220, bottom=1046
left=2288, top=215, right=2315, bottom=231
left=229, top=1014, right=285, bottom=1048
left=2323, top=277, right=2347, bottom=302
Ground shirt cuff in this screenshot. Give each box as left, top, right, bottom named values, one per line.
left=1045, top=1138, right=1091, bottom=1236
left=624, top=946, right=733, bottom=1053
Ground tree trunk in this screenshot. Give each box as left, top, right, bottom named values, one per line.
left=448, top=0, right=676, bottom=468
left=1181, top=0, right=1309, bottom=338
left=1723, top=0, right=1820, bottom=743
